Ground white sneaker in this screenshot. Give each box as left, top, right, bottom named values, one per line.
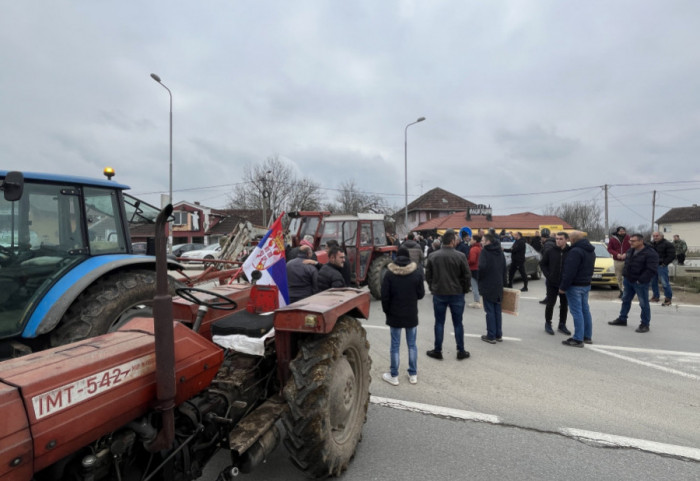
left=469, top=302, right=482, bottom=309
left=382, top=372, right=399, bottom=386
left=408, top=374, right=418, bottom=384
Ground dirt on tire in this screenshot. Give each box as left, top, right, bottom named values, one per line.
left=282, top=316, right=371, bottom=478
left=50, top=270, right=178, bottom=347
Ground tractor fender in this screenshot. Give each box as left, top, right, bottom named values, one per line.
left=23, top=255, right=182, bottom=338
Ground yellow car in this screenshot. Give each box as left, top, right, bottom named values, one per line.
left=591, top=242, right=618, bottom=288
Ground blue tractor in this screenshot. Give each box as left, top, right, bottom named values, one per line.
left=0, top=170, right=181, bottom=358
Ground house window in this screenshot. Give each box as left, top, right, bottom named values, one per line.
left=173, top=211, right=188, bottom=226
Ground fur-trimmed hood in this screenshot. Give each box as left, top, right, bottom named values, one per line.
left=388, top=258, right=418, bottom=276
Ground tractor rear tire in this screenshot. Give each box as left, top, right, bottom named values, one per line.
left=368, top=255, right=392, bottom=300
left=283, top=316, right=371, bottom=478
left=50, top=270, right=179, bottom=347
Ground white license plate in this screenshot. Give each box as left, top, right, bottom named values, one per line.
left=592, top=274, right=602, bottom=279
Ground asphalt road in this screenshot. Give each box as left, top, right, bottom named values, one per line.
left=201, top=276, right=700, bottom=480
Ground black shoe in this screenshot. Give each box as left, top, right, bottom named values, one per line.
left=506, top=284, right=513, bottom=289
left=608, top=318, right=627, bottom=326
left=520, top=287, right=528, bottom=292
left=495, top=337, right=503, bottom=342
left=583, top=337, right=593, bottom=344
left=618, top=291, right=623, bottom=299
left=649, top=297, right=660, bottom=303
left=545, top=323, right=555, bottom=335
left=562, top=338, right=584, bottom=348
left=635, top=324, right=650, bottom=333
left=481, top=335, right=496, bottom=344
left=426, top=349, right=443, bottom=360
left=557, top=324, right=572, bottom=335
left=539, top=298, right=547, bottom=304
left=457, top=350, right=471, bottom=360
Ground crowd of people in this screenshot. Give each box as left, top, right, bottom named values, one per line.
left=283, top=226, right=688, bottom=386
left=377, top=226, right=687, bottom=385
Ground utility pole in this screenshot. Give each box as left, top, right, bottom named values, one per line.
left=651, top=190, right=656, bottom=234
left=604, top=184, right=609, bottom=238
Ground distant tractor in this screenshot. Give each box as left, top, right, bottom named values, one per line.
left=287, top=211, right=396, bottom=299
left=0, top=170, right=181, bottom=358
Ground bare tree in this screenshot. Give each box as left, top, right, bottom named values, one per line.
left=287, top=178, right=324, bottom=212
left=227, top=156, right=322, bottom=218
left=333, top=179, right=391, bottom=214
left=543, top=200, right=604, bottom=240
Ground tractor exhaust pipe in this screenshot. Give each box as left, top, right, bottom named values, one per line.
left=147, top=204, right=176, bottom=452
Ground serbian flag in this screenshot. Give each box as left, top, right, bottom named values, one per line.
left=242, top=213, right=290, bottom=306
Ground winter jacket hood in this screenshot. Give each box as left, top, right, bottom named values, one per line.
left=387, top=256, right=418, bottom=275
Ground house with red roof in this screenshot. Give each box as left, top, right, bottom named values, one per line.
left=414, top=210, right=573, bottom=238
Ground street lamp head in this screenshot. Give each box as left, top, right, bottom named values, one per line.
left=150, top=73, right=162, bottom=83
left=417, top=117, right=426, bottom=122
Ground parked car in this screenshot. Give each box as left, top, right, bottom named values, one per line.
left=179, top=243, right=222, bottom=267
left=172, top=242, right=205, bottom=258
left=131, top=242, right=148, bottom=255
left=501, top=241, right=542, bottom=280
left=591, top=241, right=618, bottom=288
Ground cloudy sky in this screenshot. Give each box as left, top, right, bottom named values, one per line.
left=2, top=1, right=699, bottom=230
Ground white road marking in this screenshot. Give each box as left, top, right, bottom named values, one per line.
left=371, top=396, right=700, bottom=461
left=370, top=395, right=501, bottom=424
left=590, top=345, right=700, bottom=357
left=363, top=324, right=389, bottom=330
left=559, top=428, right=700, bottom=462
left=588, top=347, right=700, bottom=381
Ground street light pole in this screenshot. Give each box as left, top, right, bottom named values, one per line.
left=404, top=116, right=426, bottom=235
left=150, top=73, right=173, bottom=253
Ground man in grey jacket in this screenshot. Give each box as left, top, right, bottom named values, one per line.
left=425, top=229, right=471, bottom=360
left=286, top=245, right=319, bottom=303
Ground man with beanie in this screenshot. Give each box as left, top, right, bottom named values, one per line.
left=425, top=229, right=471, bottom=360
left=381, top=247, right=425, bottom=385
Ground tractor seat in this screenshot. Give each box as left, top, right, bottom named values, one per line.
left=210, top=310, right=274, bottom=338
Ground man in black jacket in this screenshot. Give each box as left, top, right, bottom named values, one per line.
left=610, top=234, right=659, bottom=333
left=477, top=234, right=507, bottom=344
left=508, top=232, right=528, bottom=292
left=425, top=229, right=471, bottom=360
left=558, top=231, right=595, bottom=347
left=539, top=232, right=571, bottom=336
left=649, top=232, right=675, bottom=306
left=318, top=246, right=347, bottom=291
left=381, top=247, right=425, bottom=385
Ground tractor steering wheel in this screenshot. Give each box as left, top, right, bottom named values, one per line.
left=175, top=287, right=238, bottom=311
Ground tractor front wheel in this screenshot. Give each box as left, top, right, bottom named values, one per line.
left=50, top=270, right=178, bottom=346
left=283, top=316, right=371, bottom=478
left=368, top=255, right=392, bottom=300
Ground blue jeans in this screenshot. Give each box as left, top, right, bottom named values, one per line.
left=619, top=278, right=651, bottom=326
left=390, top=327, right=417, bottom=377
left=432, top=294, right=465, bottom=352
left=565, top=285, right=592, bottom=341
left=470, top=272, right=480, bottom=302
left=650, top=265, right=672, bottom=299
left=483, top=298, right=502, bottom=339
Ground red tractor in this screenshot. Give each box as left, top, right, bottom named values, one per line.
left=0, top=206, right=372, bottom=480
left=287, top=211, right=396, bottom=299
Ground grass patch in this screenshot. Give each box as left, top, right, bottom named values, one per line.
left=671, top=276, right=700, bottom=293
